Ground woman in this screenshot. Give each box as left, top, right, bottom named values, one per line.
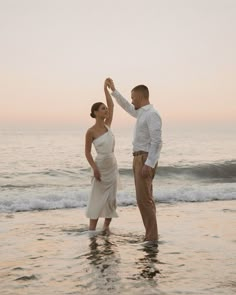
left=85, top=79, right=118, bottom=234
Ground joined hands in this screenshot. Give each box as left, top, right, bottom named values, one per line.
left=104, top=78, right=115, bottom=92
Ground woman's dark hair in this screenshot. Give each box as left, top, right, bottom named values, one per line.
left=90, top=102, right=104, bottom=118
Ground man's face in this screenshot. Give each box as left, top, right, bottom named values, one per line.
left=131, top=91, right=142, bottom=110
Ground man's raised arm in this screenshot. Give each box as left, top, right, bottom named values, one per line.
left=106, top=78, right=137, bottom=118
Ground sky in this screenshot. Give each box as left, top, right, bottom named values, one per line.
left=0, top=0, right=235, bottom=129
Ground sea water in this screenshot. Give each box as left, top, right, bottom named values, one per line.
left=0, top=124, right=236, bottom=212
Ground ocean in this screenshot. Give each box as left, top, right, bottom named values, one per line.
left=1, top=124, right=235, bottom=212
left=1, top=124, right=236, bottom=295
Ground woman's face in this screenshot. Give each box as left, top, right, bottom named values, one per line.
left=95, top=104, right=108, bottom=119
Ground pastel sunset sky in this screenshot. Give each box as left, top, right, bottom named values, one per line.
left=1, top=0, right=235, bottom=129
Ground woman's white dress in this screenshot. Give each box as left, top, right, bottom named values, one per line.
left=86, top=126, right=118, bottom=219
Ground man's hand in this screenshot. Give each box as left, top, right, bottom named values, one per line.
left=105, top=78, right=116, bottom=92
left=141, top=164, right=152, bottom=178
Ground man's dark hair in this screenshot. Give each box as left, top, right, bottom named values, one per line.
left=132, top=85, right=149, bottom=99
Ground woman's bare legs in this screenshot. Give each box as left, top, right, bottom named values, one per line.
left=89, top=219, right=98, bottom=230
left=89, top=218, right=112, bottom=233
left=103, top=218, right=112, bottom=234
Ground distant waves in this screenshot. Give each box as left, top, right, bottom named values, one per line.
left=121, top=160, right=236, bottom=181
left=1, top=160, right=235, bottom=189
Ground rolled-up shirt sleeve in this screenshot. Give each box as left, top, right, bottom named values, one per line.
left=145, top=112, right=162, bottom=168
left=111, top=90, right=137, bottom=118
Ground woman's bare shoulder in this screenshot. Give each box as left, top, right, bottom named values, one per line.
left=86, top=126, right=96, bottom=138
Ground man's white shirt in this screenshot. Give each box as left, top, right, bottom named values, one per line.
left=111, top=90, right=162, bottom=168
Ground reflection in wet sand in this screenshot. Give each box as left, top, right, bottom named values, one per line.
left=136, top=245, right=160, bottom=280
left=83, top=232, right=162, bottom=294
left=85, top=234, right=121, bottom=294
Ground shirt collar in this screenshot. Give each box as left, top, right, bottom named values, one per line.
left=136, top=104, right=153, bottom=116
left=141, top=104, right=153, bottom=111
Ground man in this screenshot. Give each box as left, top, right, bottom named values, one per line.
left=106, top=78, right=162, bottom=243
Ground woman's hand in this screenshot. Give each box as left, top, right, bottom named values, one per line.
left=93, top=167, right=101, bottom=181
left=104, top=79, right=110, bottom=91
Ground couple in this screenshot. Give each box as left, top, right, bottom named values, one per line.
left=85, top=78, right=162, bottom=243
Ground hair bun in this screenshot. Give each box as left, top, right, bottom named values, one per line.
left=90, top=102, right=103, bottom=119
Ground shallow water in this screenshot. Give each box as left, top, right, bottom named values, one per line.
left=0, top=201, right=236, bottom=295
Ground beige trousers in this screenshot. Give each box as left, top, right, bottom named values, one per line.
left=133, top=153, right=158, bottom=241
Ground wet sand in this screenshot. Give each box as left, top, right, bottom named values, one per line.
left=1, top=200, right=236, bottom=295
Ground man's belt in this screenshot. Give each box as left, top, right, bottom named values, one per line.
left=133, top=151, right=148, bottom=156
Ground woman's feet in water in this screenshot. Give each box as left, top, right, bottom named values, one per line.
left=102, top=218, right=112, bottom=235
left=89, top=218, right=112, bottom=235
left=89, top=218, right=98, bottom=231
left=102, top=227, right=111, bottom=235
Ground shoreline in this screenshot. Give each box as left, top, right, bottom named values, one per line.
left=1, top=200, right=236, bottom=295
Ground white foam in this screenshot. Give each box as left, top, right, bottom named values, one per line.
left=0, top=183, right=235, bottom=213
left=154, top=183, right=236, bottom=203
